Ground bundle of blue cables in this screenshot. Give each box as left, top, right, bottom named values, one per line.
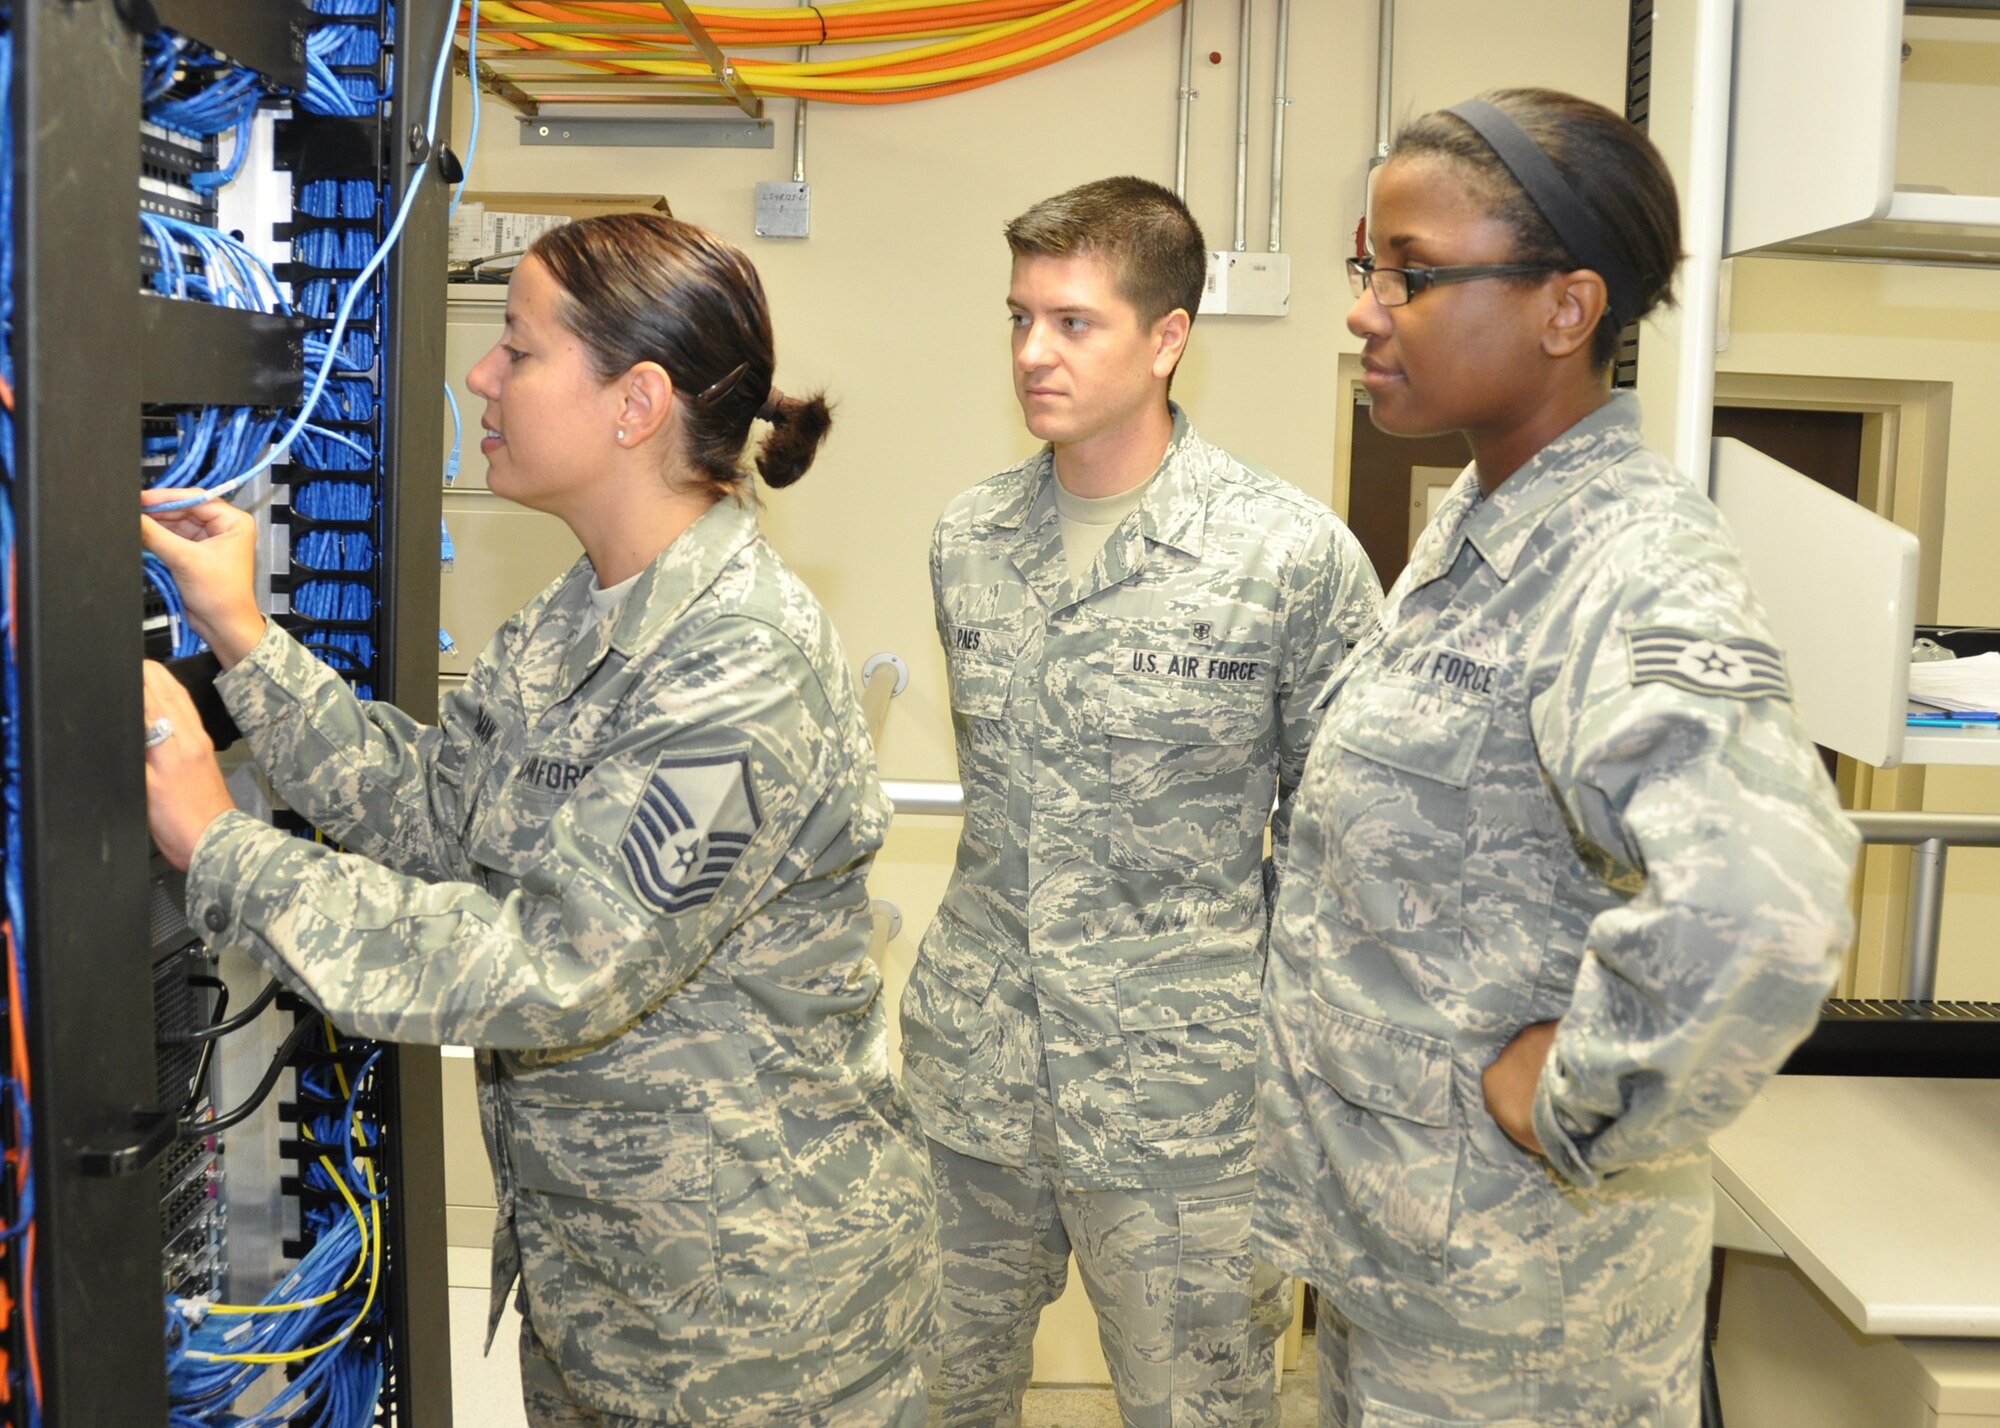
left=144, top=553, right=207, bottom=659
left=165, top=1042, right=387, bottom=1428
left=141, top=214, right=291, bottom=499
left=142, top=33, right=266, bottom=192
left=298, top=0, right=391, bottom=118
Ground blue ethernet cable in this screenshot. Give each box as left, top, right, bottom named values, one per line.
left=149, top=0, right=469, bottom=515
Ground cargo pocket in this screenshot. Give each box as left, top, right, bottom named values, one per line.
left=1116, top=953, right=1261, bottom=1143
left=1300, top=998, right=1460, bottom=1274
left=1101, top=674, right=1269, bottom=872
left=1169, top=1190, right=1288, bottom=1425
left=508, top=1104, right=721, bottom=1325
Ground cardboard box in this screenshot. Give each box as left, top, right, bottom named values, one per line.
left=448, top=192, right=673, bottom=267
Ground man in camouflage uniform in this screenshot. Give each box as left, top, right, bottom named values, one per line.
left=157, top=494, right=939, bottom=1426
left=902, top=176, right=1382, bottom=1427
left=1255, top=392, right=1859, bottom=1424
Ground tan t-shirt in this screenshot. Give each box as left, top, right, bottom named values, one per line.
left=1053, top=474, right=1156, bottom=583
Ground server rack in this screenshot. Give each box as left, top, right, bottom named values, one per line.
left=6, top=0, right=451, bottom=1421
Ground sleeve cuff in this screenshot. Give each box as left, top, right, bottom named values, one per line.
left=184, top=808, right=292, bottom=951
left=1531, top=1060, right=1604, bottom=1190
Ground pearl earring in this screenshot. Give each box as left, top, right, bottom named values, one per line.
left=616, top=429, right=626, bottom=443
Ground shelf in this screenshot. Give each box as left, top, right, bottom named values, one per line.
left=1710, top=1077, right=2000, bottom=1337
left=1727, top=0, right=2000, bottom=266
left=139, top=294, right=309, bottom=407
left=1769, top=190, right=2000, bottom=266
left=1899, top=728, right=2000, bottom=764
left=152, top=0, right=313, bottom=90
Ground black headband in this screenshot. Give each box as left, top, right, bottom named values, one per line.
left=1445, top=99, right=1640, bottom=329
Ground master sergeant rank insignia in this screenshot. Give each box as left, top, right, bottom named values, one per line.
left=620, top=751, right=762, bottom=915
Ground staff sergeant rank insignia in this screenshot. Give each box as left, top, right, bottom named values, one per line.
left=620, top=752, right=762, bottom=915
left=1626, top=626, right=1791, bottom=701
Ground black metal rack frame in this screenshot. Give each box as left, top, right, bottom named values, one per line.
left=9, top=0, right=449, bottom=1420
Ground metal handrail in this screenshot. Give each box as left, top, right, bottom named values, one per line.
left=875, top=791, right=1997, bottom=1001
left=1850, top=811, right=2000, bottom=1001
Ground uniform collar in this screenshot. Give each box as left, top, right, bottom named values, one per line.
left=552, top=495, right=760, bottom=704
left=1459, top=391, right=1644, bottom=583
left=985, top=404, right=1210, bottom=611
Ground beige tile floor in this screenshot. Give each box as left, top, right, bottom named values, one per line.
left=447, top=1248, right=1321, bottom=1427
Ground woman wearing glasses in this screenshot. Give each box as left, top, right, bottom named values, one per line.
left=1254, top=90, right=1858, bottom=1424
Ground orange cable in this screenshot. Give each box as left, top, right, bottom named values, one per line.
left=762, top=0, right=1174, bottom=102
left=3, top=924, right=37, bottom=1409
left=749, top=0, right=1143, bottom=79
left=21, top=1225, right=37, bottom=1411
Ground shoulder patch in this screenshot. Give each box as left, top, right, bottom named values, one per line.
left=619, top=752, right=762, bottom=916
left=1626, top=626, right=1790, bottom=701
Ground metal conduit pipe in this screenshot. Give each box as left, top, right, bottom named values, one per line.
left=1268, top=0, right=1291, bottom=251
left=792, top=46, right=808, bottom=184
left=1373, top=0, right=1395, bottom=167
left=1174, top=0, right=1195, bottom=199
left=1233, top=0, right=1252, bottom=251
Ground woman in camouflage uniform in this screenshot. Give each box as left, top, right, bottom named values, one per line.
left=141, top=214, right=938, bottom=1427
left=1254, top=91, right=1859, bottom=1425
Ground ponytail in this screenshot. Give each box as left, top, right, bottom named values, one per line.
left=753, top=387, right=834, bottom=489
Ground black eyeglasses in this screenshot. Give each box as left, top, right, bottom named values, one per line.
left=1346, top=256, right=1555, bottom=308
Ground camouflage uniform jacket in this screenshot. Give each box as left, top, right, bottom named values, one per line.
left=1254, top=393, right=1859, bottom=1364
left=902, top=408, right=1382, bottom=1190
left=186, top=496, right=939, bottom=1424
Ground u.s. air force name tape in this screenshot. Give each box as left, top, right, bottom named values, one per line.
left=620, top=751, right=762, bottom=915
left=1625, top=626, right=1790, bottom=701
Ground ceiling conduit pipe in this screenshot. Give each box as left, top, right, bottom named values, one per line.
left=1374, top=0, right=1395, bottom=169
left=1174, top=1, right=1195, bottom=198
left=792, top=45, right=809, bottom=183
left=1233, top=0, right=1252, bottom=250
left=1268, top=0, right=1290, bottom=250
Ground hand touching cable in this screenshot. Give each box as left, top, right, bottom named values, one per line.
left=141, top=490, right=267, bottom=668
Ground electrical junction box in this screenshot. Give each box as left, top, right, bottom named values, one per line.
left=1199, top=249, right=1291, bottom=316
left=755, top=180, right=812, bottom=239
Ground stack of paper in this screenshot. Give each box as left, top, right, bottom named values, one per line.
left=1908, top=652, right=2000, bottom=714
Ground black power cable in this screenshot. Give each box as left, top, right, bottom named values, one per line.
left=182, top=1014, right=322, bottom=1140
left=177, top=976, right=282, bottom=1045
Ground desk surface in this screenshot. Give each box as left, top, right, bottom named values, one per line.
left=1710, top=1076, right=2000, bottom=1336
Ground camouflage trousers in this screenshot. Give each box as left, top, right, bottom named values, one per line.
left=926, top=1135, right=1290, bottom=1428
left=520, top=1318, right=936, bottom=1427
left=1312, top=1295, right=1702, bottom=1428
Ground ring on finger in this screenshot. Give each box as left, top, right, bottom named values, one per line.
left=144, top=716, right=175, bottom=749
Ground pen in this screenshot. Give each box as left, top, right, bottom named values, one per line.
left=1905, top=717, right=2000, bottom=731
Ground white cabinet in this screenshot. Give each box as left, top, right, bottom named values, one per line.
left=1728, top=0, right=2000, bottom=264
left=1696, top=0, right=2000, bottom=767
